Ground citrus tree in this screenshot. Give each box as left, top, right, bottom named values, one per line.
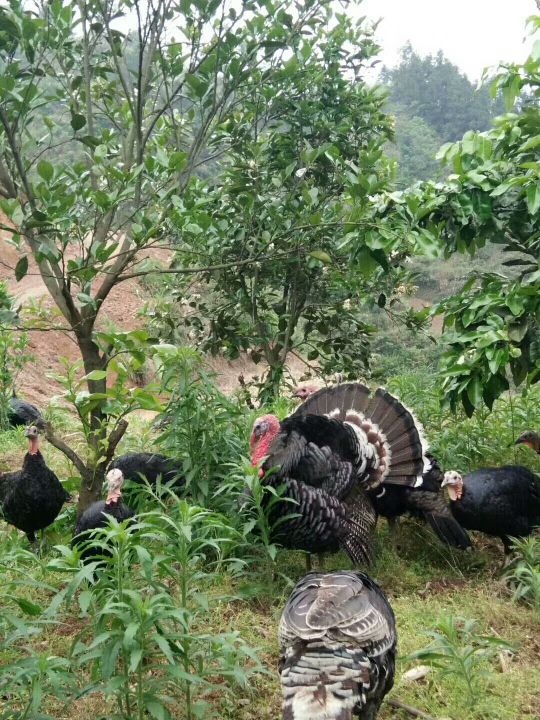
left=0, top=0, right=335, bottom=508
left=384, top=15, right=540, bottom=415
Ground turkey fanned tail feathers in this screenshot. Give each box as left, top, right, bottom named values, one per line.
left=279, top=571, right=396, bottom=720
left=291, top=383, right=428, bottom=490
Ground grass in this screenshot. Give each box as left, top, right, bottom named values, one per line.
left=0, top=393, right=539, bottom=720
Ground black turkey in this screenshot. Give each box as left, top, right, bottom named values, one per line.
left=72, top=468, right=134, bottom=561
left=515, top=430, right=540, bottom=454
left=279, top=570, right=396, bottom=720
left=109, top=452, right=183, bottom=490
left=442, top=466, right=540, bottom=554
left=7, top=397, right=42, bottom=427
left=249, top=383, right=429, bottom=565
left=371, top=454, right=471, bottom=550
left=0, top=425, right=70, bottom=544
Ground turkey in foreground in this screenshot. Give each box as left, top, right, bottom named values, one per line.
left=371, top=453, right=472, bottom=550
left=279, top=570, right=396, bottom=720
left=0, top=425, right=70, bottom=544
left=442, top=466, right=540, bottom=554
left=72, top=468, right=134, bottom=561
left=249, top=383, right=429, bottom=565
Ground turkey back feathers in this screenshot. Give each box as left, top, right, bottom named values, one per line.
left=292, top=383, right=428, bottom=489
left=279, top=571, right=396, bottom=720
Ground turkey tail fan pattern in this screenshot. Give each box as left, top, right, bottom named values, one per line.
left=292, top=383, right=429, bottom=489
left=279, top=571, right=396, bottom=720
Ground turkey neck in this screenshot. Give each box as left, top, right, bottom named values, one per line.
left=28, top=437, right=39, bottom=455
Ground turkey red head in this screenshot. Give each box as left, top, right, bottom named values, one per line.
left=291, top=384, right=319, bottom=402
left=515, top=430, right=540, bottom=454
left=441, top=470, right=463, bottom=502
left=106, top=468, right=124, bottom=505
left=250, top=414, right=281, bottom=474
left=24, top=425, right=40, bottom=455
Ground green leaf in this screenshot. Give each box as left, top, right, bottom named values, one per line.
left=309, top=250, right=331, bottom=264
left=70, top=112, right=86, bottom=131
left=526, top=183, right=540, bottom=215
left=11, top=596, right=43, bottom=616
left=37, top=160, right=53, bottom=183
left=466, top=376, right=482, bottom=409
left=85, top=369, right=107, bottom=381
left=15, top=255, right=28, bottom=281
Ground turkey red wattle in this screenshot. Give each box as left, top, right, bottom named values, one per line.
left=249, top=414, right=281, bottom=470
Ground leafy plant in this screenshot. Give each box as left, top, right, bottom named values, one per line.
left=385, top=15, right=540, bottom=415
left=503, top=535, right=540, bottom=612
left=166, top=10, right=425, bottom=401
left=49, top=495, right=261, bottom=720
left=155, top=347, right=247, bottom=507
left=407, top=616, right=515, bottom=705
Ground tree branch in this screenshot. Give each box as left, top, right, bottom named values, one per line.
left=386, top=699, right=436, bottom=720
left=38, top=420, right=87, bottom=477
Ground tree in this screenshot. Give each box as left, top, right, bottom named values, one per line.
left=382, top=44, right=503, bottom=142
left=162, top=11, right=421, bottom=402
left=389, top=110, right=442, bottom=186
left=384, top=16, right=540, bottom=415
left=0, top=0, right=335, bottom=510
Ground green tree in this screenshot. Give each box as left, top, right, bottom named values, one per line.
left=383, top=44, right=503, bottom=142
left=385, top=16, right=540, bottom=415
left=163, top=12, right=421, bottom=401
left=0, top=0, right=335, bottom=510
left=390, top=109, right=442, bottom=186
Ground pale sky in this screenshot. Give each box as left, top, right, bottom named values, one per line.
left=357, top=0, right=537, bottom=81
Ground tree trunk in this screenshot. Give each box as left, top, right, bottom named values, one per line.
left=75, top=329, right=109, bottom=514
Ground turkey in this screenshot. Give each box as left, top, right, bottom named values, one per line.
left=442, top=466, right=540, bottom=554
left=279, top=570, right=396, bottom=720
left=249, top=383, right=429, bottom=565
left=109, top=452, right=183, bottom=490
left=0, top=425, right=71, bottom=545
left=7, top=397, right=42, bottom=427
left=371, top=454, right=472, bottom=550
left=292, top=384, right=321, bottom=402
left=515, top=430, right=540, bottom=454
left=72, top=468, right=134, bottom=561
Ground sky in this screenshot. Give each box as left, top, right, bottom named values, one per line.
left=356, top=0, right=537, bottom=81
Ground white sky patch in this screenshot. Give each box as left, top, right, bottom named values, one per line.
left=355, top=0, right=536, bottom=81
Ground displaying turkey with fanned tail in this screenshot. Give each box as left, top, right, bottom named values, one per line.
left=249, top=383, right=429, bottom=565
left=279, top=571, right=396, bottom=720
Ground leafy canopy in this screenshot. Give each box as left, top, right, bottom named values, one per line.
left=387, top=16, right=540, bottom=415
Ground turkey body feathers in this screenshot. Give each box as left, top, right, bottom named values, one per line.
left=109, top=453, right=183, bottom=489
left=72, top=500, right=134, bottom=560
left=372, top=456, right=471, bottom=550
left=0, top=452, right=69, bottom=542
left=8, top=398, right=42, bottom=427
left=279, top=571, right=396, bottom=720
left=450, top=466, right=540, bottom=546
left=265, top=475, right=376, bottom=566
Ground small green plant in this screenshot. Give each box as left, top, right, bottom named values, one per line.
left=156, top=347, right=247, bottom=507
left=503, top=535, right=540, bottom=612
left=49, top=494, right=261, bottom=720
left=407, top=616, right=515, bottom=705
